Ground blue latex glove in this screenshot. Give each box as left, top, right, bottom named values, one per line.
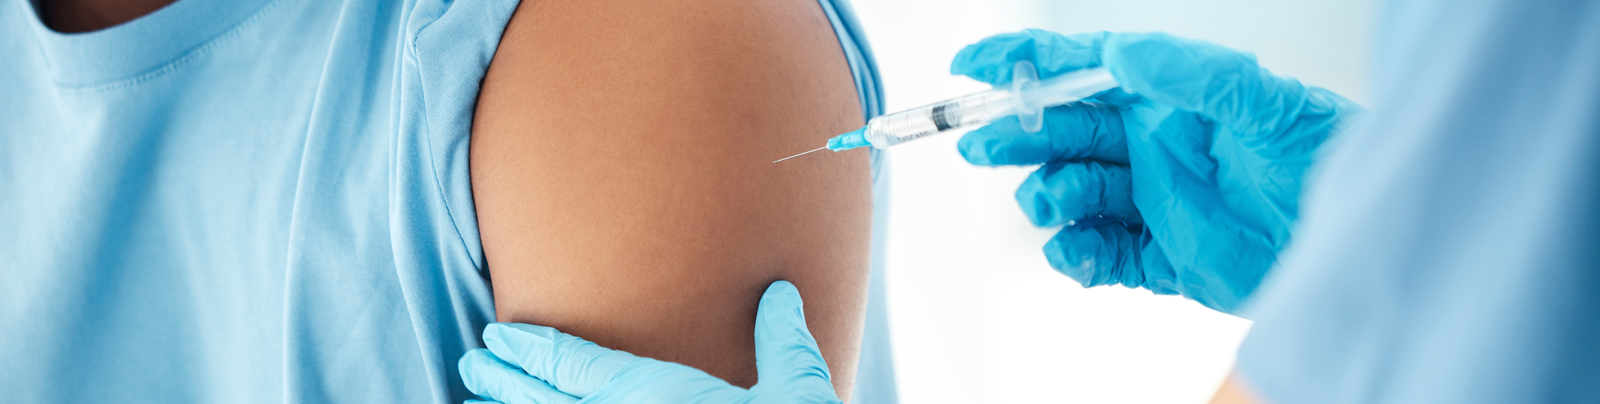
left=952, top=30, right=1361, bottom=313
left=458, top=281, right=840, bottom=404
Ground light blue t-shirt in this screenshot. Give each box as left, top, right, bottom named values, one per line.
left=0, top=0, right=897, bottom=402
left=1237, top=0, right=1600, bottom=402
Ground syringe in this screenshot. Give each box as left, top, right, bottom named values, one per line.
left=774, top=61, right=1120, bottom=163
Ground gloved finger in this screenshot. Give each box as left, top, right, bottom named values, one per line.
left=1015, top=161, right=1139, bottom=227
left=1103, top=33, right=1312, bottom=134
left=459, top=348, right=580, bottom=404
left=1043, top=223, right=1148, bottom=289
left=482, top=323, right=646, bottom=398
left=751, top=281, right=837, bottom=398
left=958, top=102, right=1128, bottom=166
left=950, top=29, right=1112, bottom=85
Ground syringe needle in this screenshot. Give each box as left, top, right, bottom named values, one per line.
left=772, top=146, right=828, bottom=164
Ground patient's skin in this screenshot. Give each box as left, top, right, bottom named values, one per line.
left=36, top=3, right=1281, bottom=402
left=39, top=0, right=176, bottom=33
left=471, top=0, right=872, bottom=398
left=1209, top=373, right=1267, bottom=404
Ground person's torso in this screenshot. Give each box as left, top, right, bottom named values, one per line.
left=0, top=0, right=513, bottom=401
left=0, top=0, right=897, bottom=403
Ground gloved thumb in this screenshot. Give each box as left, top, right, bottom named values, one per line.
left=1102, top=33, right=1311, bottom=135
left=750, top=281, right=841, bottom=402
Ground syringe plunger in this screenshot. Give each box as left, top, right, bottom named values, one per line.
left=826, top=61, right=1117, bottom=153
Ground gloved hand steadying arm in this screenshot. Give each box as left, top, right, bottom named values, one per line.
left=457, top=281, right=840, bottom=404
left=953, top=30, right=1361, bottom=313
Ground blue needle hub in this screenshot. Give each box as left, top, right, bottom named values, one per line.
left=826, top=127, right=870, bottom=151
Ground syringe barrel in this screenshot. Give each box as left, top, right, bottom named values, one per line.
left=857, top=65, right=1119, bottom=150
left=1028, top=68, right=1119, bottom=110
left=861, top=89, right=1017, bottom=149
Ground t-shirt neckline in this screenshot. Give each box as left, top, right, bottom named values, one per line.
left=25, top=0, right=277, bottom=88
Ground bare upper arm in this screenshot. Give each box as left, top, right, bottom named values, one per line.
left=470, top=0, right=871, bottom=397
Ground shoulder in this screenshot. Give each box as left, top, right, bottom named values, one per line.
left=467, top=0, right=873, bottom=391
left=468, top=0, right=869, bottom=222
left=471, top=0, right=862, bottom=131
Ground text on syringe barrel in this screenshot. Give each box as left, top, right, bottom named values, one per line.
left=863, top=89, right=1016, bottom=148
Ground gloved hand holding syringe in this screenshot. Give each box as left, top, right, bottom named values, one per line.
left=773, top=60, right=1119, bottom=163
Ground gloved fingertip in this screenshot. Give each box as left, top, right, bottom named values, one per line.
left=949, top=32, right=1038, bottom=84
left=482, top=323, right=564, bottom=372
left=756, top=283, right=811, bottom=344
left=1104, top=33, right=1269, bottom=117
left=959, top=122, right=1051, bottom=166
left=480, top=323, right=514, bottom=349
left=1106, top=33, right=1212, bottom=96
left=754, top=287, right=830, bottom=390
left=1014, top=173, right=1059, bottom=227
left=1044, top=227, right=1103, bottom=286
left=484, top=322, right=556, bottom=344
left=458, top=349, right=486, bottom=387
left=760, top=280, right=804, bottom=313
left=949, top=47, right=995, bottom=83
left=483, top=322, right=515, bottom=337
left=956, top=131, right=998, bottom=166
left=949, top=42, right=982, bottom=74
left=459, top=348, right=516, bottom=395
left=460, top=347, right=492, bottom=367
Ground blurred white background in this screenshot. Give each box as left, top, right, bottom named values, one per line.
left=849, top=0, right=1375, bottom=402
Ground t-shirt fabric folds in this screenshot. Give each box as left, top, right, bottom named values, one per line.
left=0, top=0, right=895, bottom=402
